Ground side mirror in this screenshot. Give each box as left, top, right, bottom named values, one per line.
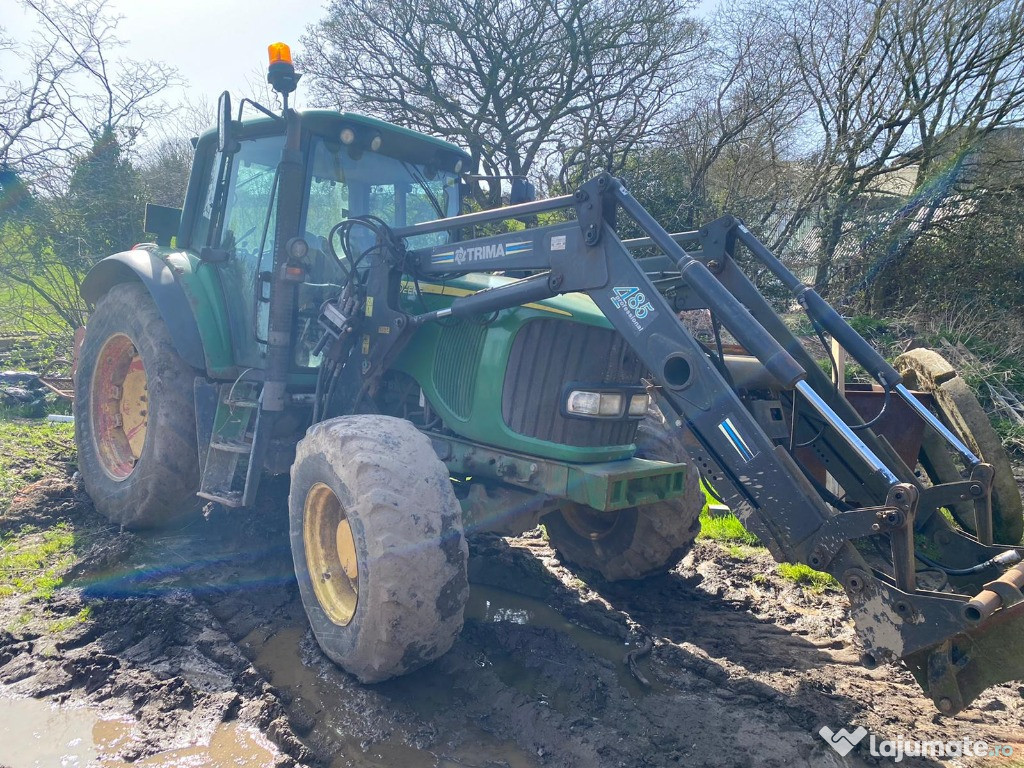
left=144, top=204, right=182, bottom=247
left=216, top=91, right=239, bottom=154
left=510, top=178, right=536, bottom=205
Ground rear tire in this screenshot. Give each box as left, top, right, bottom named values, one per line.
left=289, top=415, right=469, bottom=682
left=543, top=406, right=705, bottom=580
left=74, top=282, right=201, bottom=528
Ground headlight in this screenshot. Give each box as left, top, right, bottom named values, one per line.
left=628, top=393, right=651, bottom=416
left=567, top=390, right=623, bottom=417
left=567, top=390, right=600, bottom=415
left=598, top=393, right=623, bottom=416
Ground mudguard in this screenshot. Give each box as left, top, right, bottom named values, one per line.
left=80, top=249, right=206, bottom=371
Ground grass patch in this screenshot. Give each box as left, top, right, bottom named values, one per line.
left=698, top=508, right=761, bottom=546
left=994, top=419, right=1024, bottom=459
left=699, top=508, right=838, bottom=592
left=47, top=606, right=92, bottom=634
left=0, top=418, right=79, bottom=602
left=724, top=543, right=757, bottom=561
left=0, top=418, right=75, bottom=512
left=777, top=562, right=840, bottom=593
left=3, top=609, right=34, bottom=633
left=0, top=522, right=76, bottom=599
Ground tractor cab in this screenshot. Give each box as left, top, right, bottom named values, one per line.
left=174, top=108, right=468, bottom=372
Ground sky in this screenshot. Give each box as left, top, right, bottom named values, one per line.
left=3, top=0, right=719, bottom=108
left=1, top=0, right=719, bottom=148
left=2, top=0, right=324, bottom=110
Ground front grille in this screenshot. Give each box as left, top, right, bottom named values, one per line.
left=502, top=318, right=643, bottom=447
left=433, top=320, right=488, bottom=419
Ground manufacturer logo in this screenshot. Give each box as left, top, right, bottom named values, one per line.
left=454, top=244, right=507, bottom=265
left=819, top=726, right=867, bottom=757
left=432, top=240, right=531, bottom=266
left=609, top=286, right=656, bottom=332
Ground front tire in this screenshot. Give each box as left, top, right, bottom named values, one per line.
left=543, top=406, right=705, bottom=581
left=896, top=348, right=1024, bottom=544
left=289, top=415, right=469, bottom=683
left=74, top=282, right=201, bottom=528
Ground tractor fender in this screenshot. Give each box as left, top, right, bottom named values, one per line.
left=80, top=250, right=206, bottom=371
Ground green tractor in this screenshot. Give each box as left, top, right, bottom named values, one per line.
left=75, top=45, right=1024, bottom=710
left=73, top=44, right=702, bottom=682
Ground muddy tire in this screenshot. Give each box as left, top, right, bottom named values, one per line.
left=895, top=348, right=1023, bottom=544
left=543, top=406, right=704, bottom=581
left=289, top=415, right=469, bottom=683
left=74, top=282, right=201, bottom=529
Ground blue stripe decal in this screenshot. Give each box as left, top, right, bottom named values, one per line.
left=718, top=417, right=756, bottom=462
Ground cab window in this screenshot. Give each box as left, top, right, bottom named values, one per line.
left=294, top=138, right=461, bottom=368
left=204, top=135, right=285, bottom=367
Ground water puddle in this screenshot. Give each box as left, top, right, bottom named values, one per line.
left=246, top=624, right=447, bottom=767
left=80, top=520, right=296, bottom=600
left=466, top=583, right=654, bottom=699
left=122, top=723, right=278, bottom=767
left=51, top=518, right=648, bottom=768
left=243, top=624, right=537, bottom=768
left=0, top=696, right=107, bottom=767
left=230, top=580, right=653, bottom=765
left=0, top=694, right=279, bottom=767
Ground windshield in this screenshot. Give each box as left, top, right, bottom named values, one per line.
left=294, top=136, right=461, bottom=368
left=303, top=137, right=460, bottom=273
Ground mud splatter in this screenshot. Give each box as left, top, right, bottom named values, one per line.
left=1, top=473, right=1022, bottom=767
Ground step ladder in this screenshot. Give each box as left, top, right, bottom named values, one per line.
left=196, top=380, right=266, bottom=507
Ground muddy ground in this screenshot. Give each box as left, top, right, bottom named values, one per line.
left=1, top=464, right=1023, bottom=767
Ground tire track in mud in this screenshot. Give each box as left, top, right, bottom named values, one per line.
left=160, top=494, right=845, bottom=768
left=183, top=489, right=855, bottom=768
left=2, top=474, right=1023, bottom=767
left=530, top=537, right=1024, bottom=768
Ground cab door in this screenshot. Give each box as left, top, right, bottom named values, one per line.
left=191, top=133, right=286, bottom=370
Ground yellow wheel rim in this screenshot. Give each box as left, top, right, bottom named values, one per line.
left=91, top=333, right=148, bottom=480
left=303, top=483, right=359, bottom=626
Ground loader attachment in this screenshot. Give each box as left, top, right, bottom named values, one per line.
left=906, top=598, right=1024, bottom=715
left=333, top=172, right=1024, bottom=712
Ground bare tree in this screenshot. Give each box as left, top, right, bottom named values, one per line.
left=301, top=0, right=701, bottom=205
left=25, top=0, right=177, bottom=151
left=1, top=0, right=178, bottom=335
left=137, top=96, right=213, bottom=208
left=652, top=3, right=807, bottom=232
left=773, top=0, right=1024, bottom=293
left=1, top=0, right=177, bottom=192
left=0, top=20, right=78, bottom=182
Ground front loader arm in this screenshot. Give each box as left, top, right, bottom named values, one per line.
left=342, top=173, right=1024, bottom=714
